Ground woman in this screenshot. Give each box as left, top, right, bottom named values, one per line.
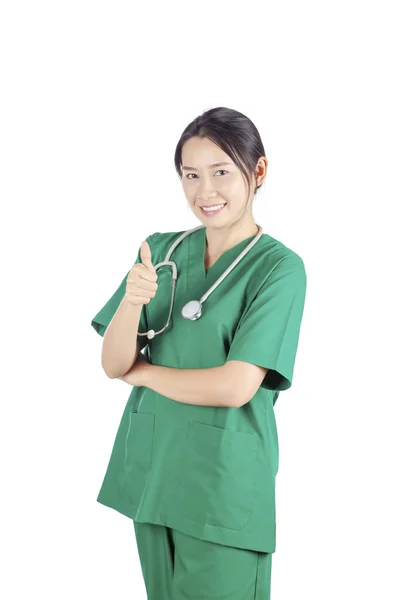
left=91, top=107, right=307, bottom=599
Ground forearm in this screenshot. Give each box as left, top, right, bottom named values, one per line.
left=131, top=363, right=232, bottom=407
left=101, top=295, right=142, bottom=378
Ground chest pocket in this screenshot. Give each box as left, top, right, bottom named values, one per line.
left=172, top=420, right=259, bottom=531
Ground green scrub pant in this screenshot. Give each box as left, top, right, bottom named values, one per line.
left=133, top=521, right=272, bottom=600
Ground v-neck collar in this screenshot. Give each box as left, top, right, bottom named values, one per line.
left=192, top=226, right=260, bottom=284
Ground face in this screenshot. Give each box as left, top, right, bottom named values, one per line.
left=181, top=136, right=262, bottom=228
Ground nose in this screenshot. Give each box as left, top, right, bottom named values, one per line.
left=195, top=172, right=220, bottom=198
left=196, top=183, right=219, bottom=203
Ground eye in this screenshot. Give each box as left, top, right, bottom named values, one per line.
left=186, top=169, right=228, bottom=180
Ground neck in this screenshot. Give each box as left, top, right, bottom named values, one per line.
left=205, top=219, right=259, bottom=257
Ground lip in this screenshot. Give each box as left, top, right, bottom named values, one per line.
left=199, top=203, right=227, bottom=208
left=200, top=203, right=227, bottom=216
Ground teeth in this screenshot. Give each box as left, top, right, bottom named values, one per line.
left=202, top=203, right=226, bottom=212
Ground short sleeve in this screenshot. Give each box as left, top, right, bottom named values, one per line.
left=226, top=256, right=307, bottom=391
left=90, top=235, right=153, bottom=352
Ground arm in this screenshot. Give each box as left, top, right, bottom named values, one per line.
left=224, top=360, right=268, bottom=407
left=101, top=295, right=144, bottom=379
left=139, top=363, right=230, bottom=407
left=120, top=359, right=268, bottom=408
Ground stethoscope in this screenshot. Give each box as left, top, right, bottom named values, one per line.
left=137, top=223, right=264, bottom=340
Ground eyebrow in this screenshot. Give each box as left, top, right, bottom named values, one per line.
left=182, top=161, right=232, bottom=171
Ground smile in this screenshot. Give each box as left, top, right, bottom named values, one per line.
left=200, top=203, right=227, bottom=216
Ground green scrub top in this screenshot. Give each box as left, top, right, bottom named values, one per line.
left=91, top=226, right=307, bottom=553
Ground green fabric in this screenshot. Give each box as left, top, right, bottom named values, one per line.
left=133, top=520, right=272, bottom=598
left=91, top=227, right=307, bottom=553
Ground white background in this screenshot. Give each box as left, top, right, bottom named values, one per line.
left=1, top=1, right=399, bottom=598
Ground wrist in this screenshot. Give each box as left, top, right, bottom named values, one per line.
left=140, top=360, right=153, bottom=386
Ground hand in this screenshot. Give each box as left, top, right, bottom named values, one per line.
left=125, top=241, right=159, bottom=306
left=118, top=352, right=151, bottom=386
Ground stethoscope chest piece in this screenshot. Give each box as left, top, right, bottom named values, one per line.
left=181, top=299, right=202, bottom=320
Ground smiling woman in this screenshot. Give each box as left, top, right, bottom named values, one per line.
left=91, top=106, right=307, bottom=600
left=176, top=108, right=268, bottom=260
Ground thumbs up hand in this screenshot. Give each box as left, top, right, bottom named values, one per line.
left=139, top=240, right=154, bottom=271
left=125, top=241, right=158, bottom=306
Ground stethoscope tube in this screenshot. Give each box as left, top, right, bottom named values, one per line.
left=138, top=224, right=263, bottom=340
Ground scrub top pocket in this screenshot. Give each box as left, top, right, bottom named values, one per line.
left=118, top=411, right=155, bottom=507
left=175, top=420, right=259, bottom=531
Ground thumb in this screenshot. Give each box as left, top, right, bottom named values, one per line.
left=140, top=241, right=155, bottom=271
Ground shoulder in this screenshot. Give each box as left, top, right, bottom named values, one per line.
left=145, top=229, right=188, bottom=263
left=148, top=229, right=187, bottom=245
left=260, top=231, right=305, bottom=266
left=147, top=229, right=188, bottom=251
left=255, top=232, right=306, bottom=288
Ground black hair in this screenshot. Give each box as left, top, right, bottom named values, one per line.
left=174, top=107, right=266, bottom=209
